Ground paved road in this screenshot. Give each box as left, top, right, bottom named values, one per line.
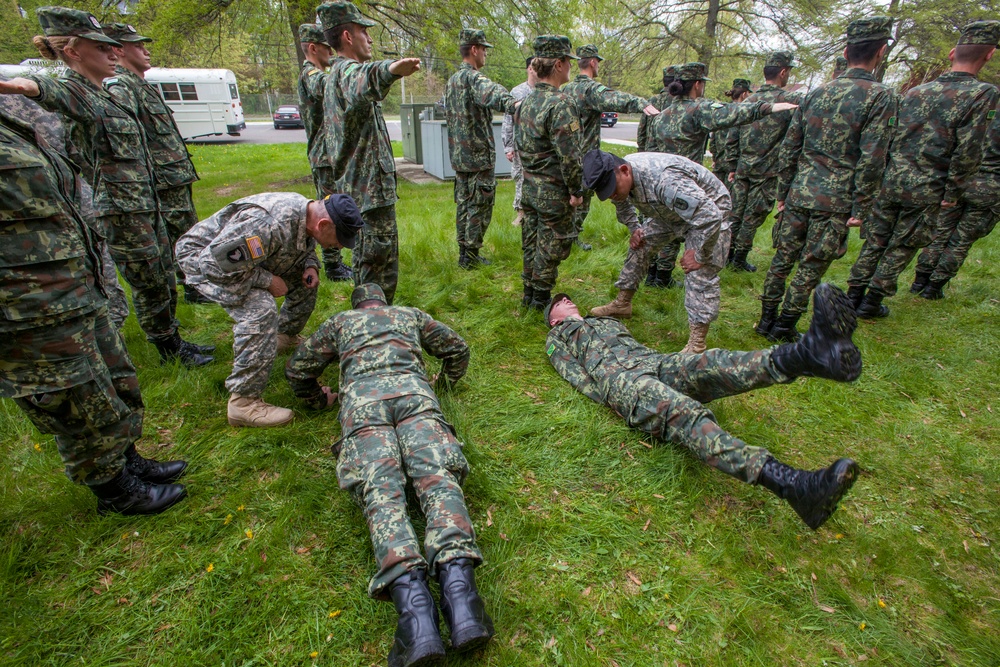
left=189, top=120, right=640, bottom=145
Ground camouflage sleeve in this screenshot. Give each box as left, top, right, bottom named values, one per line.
left=545, top=322, right=604, bottom=404
left=723, top=124, right=741, bottom=171
left=651, top=176, right=723, bottom=264
left=552, top=103, right=584, bottom=194
left=303, top=67, right=327, bottom=102
left=587, top=83, right=646, bottom=114
left=340, top=60, right=398, bottom=109
left=501, top=110, right=514, bottom=151
left=105, top=79, right=139, bottom=116
left=776, top=106, right=805, bottom=202
left=697, top=100, right=771, bottom=133
left=200, top=206, right=278, bottom=292
left=416, top=311, right=470, bottom=388
left=944, top=88, right=999, bottom=203
left=285, top=317, right=340, bottom=409
left=850, top=89, right=898, bottom=221
left=26, top=75, right=99, bottom=124
left=474, top=74, right=516, bottom=114
left=636, top=114, right=650, bottom=152
left=615, top=199, right=640, bottom=230
left=713, top=127, right=738, bottom=172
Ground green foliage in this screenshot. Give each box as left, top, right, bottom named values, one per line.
left=2, top=142, right=999, bottom=665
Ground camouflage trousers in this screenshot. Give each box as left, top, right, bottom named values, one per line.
left=917, top=202, right=998, bottom=283
left=100, top=211, right=179, bottom=342
left=336, top=393, right=481, bottom=599
left=847, top=200, right=939, bottom=296
left=454, top=169, right=496, bottom=251
left=621, top=348, right=787, bottom=483
left=313, top=166, right=347, bottom=271
left=729, top=177, right=777, bottom=253
left=761, top=206, right=849, bottom=315
left=5, top=308, right=142, bottom=485
left=97, top=239, right=129, bottom=329
left=354, top=206, right=399, bottom=305
left=220, top=283, right=317, bottom=397
left=511, top=151, right=524, bottom=210
left=521, top=194, right=576, bottom=293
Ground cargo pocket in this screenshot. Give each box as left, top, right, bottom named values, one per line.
left=810, top=215, right=849, bottom=262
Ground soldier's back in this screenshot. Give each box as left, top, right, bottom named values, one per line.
left=737, top=85, right=803, bottom=178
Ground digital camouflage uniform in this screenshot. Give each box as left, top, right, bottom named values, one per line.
left=613, top=153, right=731, bottom=324
left=766, top=67, right=896, bottom=315
left=546, top=316, right=791, bottom=483
left=848, top=74, right=998, bottom=297
left=176, top=193, right=319, bottom=397
left=285, top=293, right=480, bottom=599
left=501, top=80, right=534, bottom=210
left=0, top=112, right=143, bottom=487
left=444, top=55, right=516, bottom=252
left=726, top=83, right=805, bottom=254
left=29, top=70, right=181, bottom=344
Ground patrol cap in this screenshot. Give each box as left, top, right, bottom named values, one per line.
left=298, top=23, right=329, bottom=45
left=544, top=293, right=572, bottom=328
left=958, top=20, right=1000, bottom=46
left=582, top=148, right=627, bottom=201
left=765, top=50, right=795, bottom=68
left=846, top=17, right=893, bottom=44
left=37, top=6, right=121, bottom=45
left=834, top=55, right=849, bottom=73
left=104, top=23, right=152, bottom=43
left=732, top=78, right=752, bottom=89
left=676, top=62, right=711, bottom=82
left=662, top=64, right=679, bottom=85
left=316, top=1, right=376, bottom=30
left=323, top=194, right=364, bottom=249
left=459, top=29, right=492, bottom=48
left=533, top=35, right=578, bottom=59
left=351, top=283, right=387, bottom=307
left=576, top=44, right=604, bottom=61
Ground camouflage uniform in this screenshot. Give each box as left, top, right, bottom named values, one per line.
left=847, top=71, right=998, bottom=297
left=444, top=58, right=516, bottom=252
left=646, top=96, right=773, bottom=163
left=501, top=80, right=534, bottom=210
left=637, top=87, right=680, bottom=274
left=726, top=84, right=805, bottom=254
left=709, top=124, right=738, bottom=190
left=323, top=55, right=401, bottom=302
left=546, top=316, right=789, bottom=483
left=0, top=113, right=143, bottom=487
left=285, top=295, right=480, bottom=599
left=175, top=193, right=319, bottom=397
left=766, top=67, right=896, bottom=315
left=613, top=153, right=731, bottom=324
left=28, top=70, right=181, bottom=344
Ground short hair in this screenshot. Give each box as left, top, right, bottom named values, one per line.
left=667, top=79, right=697, bottom=97
left=324, top=23, right=351, bottom=51
left=579, top=56, right=598, bottom=69
left=762, top=65, right=782, bottom=80
left=525, top=56, right=534, bottom=69
left=531, top=56, right=560, bottom=78
left=954, top=43, right=995, bottom=65
left=845, top=39, right=888, bottom=66
left=460, top=44, right=473, bottom=58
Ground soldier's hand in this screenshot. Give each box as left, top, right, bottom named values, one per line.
left=505, top=150, right=515, bottom=161
left=302, top=267, right=319, bottom=288
left=629, top=228, right=645, bottom=250
left=940, top=200, right=957, bottom=209
left=727, top=172, right=735, bottom=183
left=570, top=194, right=584, bottom=207
left=847, top=217, right=863, bottom=228
left=771, top=102, right=799, bottom=113
left=642, top=104, right=660, bottom=116
left=680, top=248, right=703, bottom=273
left=0, top=77, right=39, bottom=97
left=268, top=275, right=288, bottom=297
left=388, top=58, right=421, bottom=77
left=776, top=200, right=785, bottom=212
left=321, top=386, right=338, bottom=407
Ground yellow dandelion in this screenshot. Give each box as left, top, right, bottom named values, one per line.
left=224, top=514, right=233, bottom=525
left=245, top=529, right=253, bottom=539
left=237, top=504, right=245, bottom=511
left=33, top=443, right=41, bottom=451
left=329, top=610, right=341, bottom=618
left=877, top=598, right=886, bottom=608
left=835, top=533, right=843, bottom=539
left=309, top=651, right=318, bottom=659
left=859, top=622, right=866, bottom=630
left=206, top=563, right=214, bottom=573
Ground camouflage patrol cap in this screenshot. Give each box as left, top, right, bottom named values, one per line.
left=104, top=23, right=152, bottom=43
left=316, top=1, right=376, bottom=30
left=298, top=23, right=329, bottom=45
left=676, top=62, right=711, bottom=82
left=351, top=283, right=387, bottom=307
left=958, top=20, right=1000, bottom=46
left=834, top=56, right=849, bottom=74
left=845, top=17, right=893, bottom=44
left=576, top=44, right=604, bottom=61
left=36, top=6, right=121, bottom=45
left=764, top=51, right=795, bottom=68
left=533, top=35, right=578, bottom=59
left=732, top=78, right=752, bottom=89
left=459, top=29, right=492, bottom=48
left=662, top=64, right=679, bottom=85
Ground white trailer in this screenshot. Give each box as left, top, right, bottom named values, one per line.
left=144, top=67, right=246, bottom=139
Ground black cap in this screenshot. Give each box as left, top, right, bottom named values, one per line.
left=582, top=149, right=626, bottom=201
left=322, top=194, right=364, bottom=249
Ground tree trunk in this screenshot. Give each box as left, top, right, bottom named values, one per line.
left=874, top=0, right=901, bottom=82
left=285, top=0, right=312, bottom=66
left=698, top=0, right=721, bottom=70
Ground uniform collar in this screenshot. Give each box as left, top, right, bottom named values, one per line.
left=535, top=82, right=557, bottom=91
left=459, top=62, right=475, bottom=71
left=757, top=83, right=779, bottom=92
left=842, top=67, right=876, bottom=81
left=574, top=74, right=591, bottom=82
left=936, top=70, right=977, bottom=81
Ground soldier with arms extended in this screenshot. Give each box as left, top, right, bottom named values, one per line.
left=318, top=1, right=421, bottom=304
left=444, top=29, right=517, bottom=268
left=761, top=17, right=897, bottom=342
left=849, top=20, right=999, bottom=316
left=176, top=193, right=362, bottom=427
left=297, top=22, right=352, bottom=282
left=286, top=284, right=493, bottom=667
left=501, top=57, right=536, bottom=227
left=515, top=35, right=586, bottom=310
left=544, top=284, right=862, bottom=530
left=561, top=44, right=659, bottom=250
left=0, top=107, right=187, bottom=516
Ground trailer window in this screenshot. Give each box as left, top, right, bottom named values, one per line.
left=229, top=83, right=239, bottom=100
left=159, top=82, right=180, bottom=101
left=179, top=84, right=198, bottom=101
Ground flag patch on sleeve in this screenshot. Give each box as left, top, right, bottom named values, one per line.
left=246, top=236, right=265, bottom=259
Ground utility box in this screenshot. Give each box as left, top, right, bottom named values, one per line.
left=399, top=103, right=430, bottom=163
left=421, top=119, right=512, bottom=180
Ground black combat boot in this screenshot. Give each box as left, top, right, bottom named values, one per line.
left=757, top=457, right=859, bottom=530
left=183, top=285, right=211, bottom=304
left=467, top=247, right=491, bottom=267
left=522, top=285, right=535, bottom=307
left=754, top=303, right=778, bottom=338
left=645, top=263, right=663, bottom=288
left=438, top=559, right=494, bottom=652
left=91, top=467, right=187, bottom=516
left=661, top=271, right=680, bottom=289
left=767, top=311, right=802, bottom=343
left=387, top=569, right=446, bottom=667
left=154, top=332, right=214, bottom=367
left=180, top=336, right=215, bottom=355
left=846, top=285, right=865, bottom=311
left=856, top=290, right=889, bottom=319
left=920, top=279, right=947, bottom=300
left=730, top=248, right=757, bottom=273
left=909, top=271, right=931, bottom=294
left=125, top=444, right=188, bottom=484
left=324, top=261, right=353, bottom=282
left=771, top=283, right=861, bottom=382
left=529, top=289, right=551, bottom=311
left=458, top=247, right=473, bottom=270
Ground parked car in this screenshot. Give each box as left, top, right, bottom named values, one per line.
left=601, top=111, right=618, bottom=128
left=273, top=105, right=303, bottom=129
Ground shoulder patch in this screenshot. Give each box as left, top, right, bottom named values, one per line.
left=888, top=116, right=897, bottom=127
left=568, top=120, right=580, bottom=133
left=245, top=236, right=265, bottom=259
left=344, top=63, right=359, bottom=75
left=308, top=68, right=322, bottom=76
left=989, top=110, right=997, bottom=120
left=595, top=84, right=608, bottom=94
left=547, top=343, right=555, bottom=356
left=105, top=77, right=119, bottom=86
left=673, top=195, right=691, bottom=211
left=710, top=102, right=725, bottom=109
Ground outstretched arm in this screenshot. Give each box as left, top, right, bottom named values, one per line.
left=286, top=320, right=341, bottom=409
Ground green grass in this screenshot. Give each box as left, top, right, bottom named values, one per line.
left=2, top=142, right=999, bottom=666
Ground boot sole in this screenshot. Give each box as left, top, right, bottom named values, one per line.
left=452, top=630, right=493, bottom=653
left=98, top=486, right=188, bottom=516
left=389, top=639, right=446, bottom=667
left=797, top=459, right=859, bottom=530
left=227, top=415, right=294, bottom=428
left=813, top=284, right=863, bottom=382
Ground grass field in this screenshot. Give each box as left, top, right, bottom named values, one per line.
left=2, top=140, right=999, bottom=666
